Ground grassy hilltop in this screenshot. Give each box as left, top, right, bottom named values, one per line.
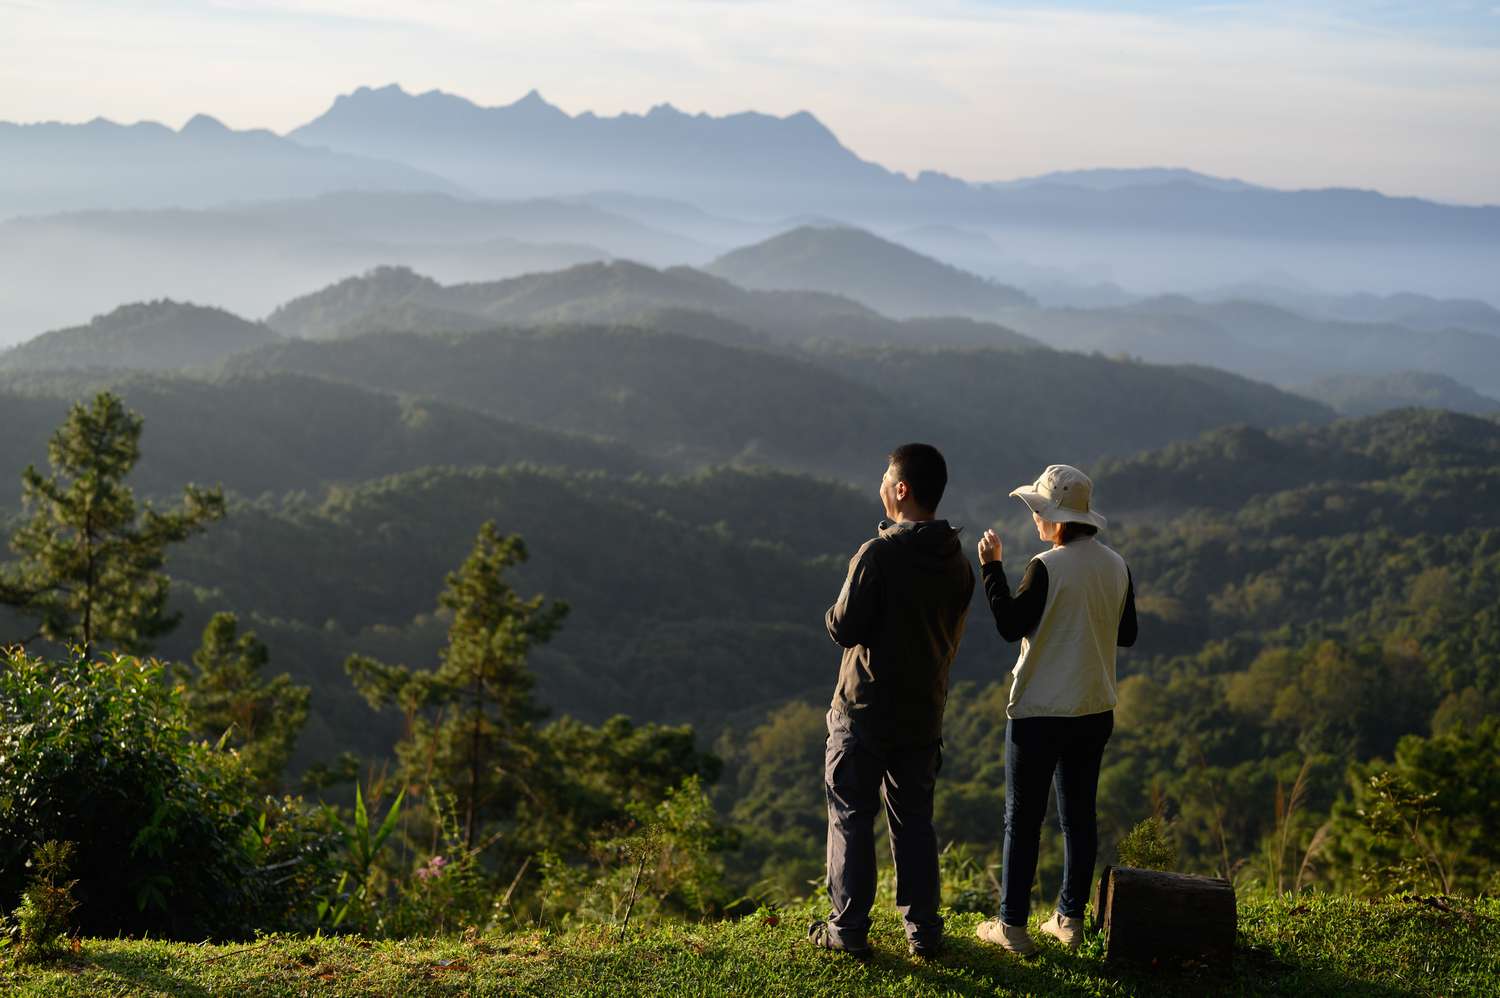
left=3, top=894, right=1497, bottom=997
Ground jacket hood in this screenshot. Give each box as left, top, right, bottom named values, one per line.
left=877, top=518, right=965, bottom=569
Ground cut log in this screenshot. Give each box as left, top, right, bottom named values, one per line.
left=1092, top=864, right=1236, bottom=967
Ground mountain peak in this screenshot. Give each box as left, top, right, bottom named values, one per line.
left=506, top=88, right=566, bottom=118
left=180, top=113, right=229, bottom=136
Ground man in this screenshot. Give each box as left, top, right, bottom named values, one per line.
left=808, top=443, right=975, bottom=960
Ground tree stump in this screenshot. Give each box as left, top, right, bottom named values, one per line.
left=1091, top=865, right=1236, bottom=967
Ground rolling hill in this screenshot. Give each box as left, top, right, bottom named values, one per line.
left=0, top=300, right=280, bottom=372
left=0, top=371, right=646, bottom=504
left=705, top=225, right=1034, bottom=319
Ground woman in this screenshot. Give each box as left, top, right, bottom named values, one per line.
left=972, top=464, right=1137, bottom=955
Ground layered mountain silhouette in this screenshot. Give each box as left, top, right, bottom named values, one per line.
left=0, top=301, right=279, bottom=372
left=262, top=261, right=1039, bottom=350
left=0, top=192, right=693, bottom=342
left=4, top=84, right=1497, bottom=312
left=1007, top=296, right=1500, bottom=398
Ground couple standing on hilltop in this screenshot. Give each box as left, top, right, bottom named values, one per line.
left=808, top=444, right=1137, bottom=960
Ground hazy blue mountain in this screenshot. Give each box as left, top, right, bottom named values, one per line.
left=0, top=192, right=700, bottom=346
left=1006, top=296, right=1500, bottom=397
left=0, top=114, right=457, bottom=218
left=569, top=192, right=773, bottom=248
left=986, top=167, right=1262, bottom=193
left=1294, top=372, right=1500, bottom=417
left=890, top=224, right=1135, bottom=308
left=0, top=300, right=280, bottom=372
left=705, top=225, right=1034, bottom=319
left=288, top=84, right=905, bottom=214
left=1206, top=284, right=1500, bottom=338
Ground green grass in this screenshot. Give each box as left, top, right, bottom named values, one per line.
left=2, top=894, right=1496, bottom=996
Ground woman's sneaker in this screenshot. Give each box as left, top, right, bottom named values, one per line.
left=1040, top=912, right=1084, bottom=949
left=974, top=918, right=1035, bottom=955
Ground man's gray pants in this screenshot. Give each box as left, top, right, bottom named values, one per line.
left=823, top=708, right=944, bottom=949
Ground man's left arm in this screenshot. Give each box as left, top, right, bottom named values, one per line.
left=826, top=544, right=881, bottom=648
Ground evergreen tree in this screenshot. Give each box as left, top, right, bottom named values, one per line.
left=0, top=392, right=224, bottom=653
left=180, top=612, right=311, bottom=793
left=347, top=522, right=568, bottom=848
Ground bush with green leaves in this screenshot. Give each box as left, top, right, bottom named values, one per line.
left=0, top=647, right=328, bottom=939
left=1117, top=816, right=1178, bottom=871
left=0, top=840, right=78, bottom=965
left=536, top=776, right=732, bottom=930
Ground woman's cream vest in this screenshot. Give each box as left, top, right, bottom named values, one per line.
left=1007, top=537, right=1129, bottom=719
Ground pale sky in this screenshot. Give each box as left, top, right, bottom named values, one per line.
left=3, top=1, right=1498, bottom=204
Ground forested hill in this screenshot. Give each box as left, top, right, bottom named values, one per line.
left=705, top=225, right=1034, bottom=318
left=225, top=321, right=1328, bottom=494
left=0, top=300, right=280, bottom=372
left=0, top=371, right=648, bottom=501
left=264, top=261, right=892, bottom=344
left=1094, top=408, right=1500, bottom=515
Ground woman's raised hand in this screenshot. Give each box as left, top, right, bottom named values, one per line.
left=977, top=528, right=1003, bottom=565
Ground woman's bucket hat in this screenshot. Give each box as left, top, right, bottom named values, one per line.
left=1009, top=464, right=1107, bottom=528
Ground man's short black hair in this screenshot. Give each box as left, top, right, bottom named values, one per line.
left=888, top=443, right=948, bottom=512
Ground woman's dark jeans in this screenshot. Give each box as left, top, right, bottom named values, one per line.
left=1000, top=709, right=1114, bottom=926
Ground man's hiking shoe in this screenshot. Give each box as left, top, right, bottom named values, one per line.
left=907, top=937, right=944, bottom=960
left=806, top=920, right=872, bottom=960
left=975, top=918, right=1035, bottom=955
left=1041, top=911, right=1085, bottom=949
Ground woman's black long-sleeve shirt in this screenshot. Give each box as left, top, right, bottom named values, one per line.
left=982, top=559, right=1138, bottom=646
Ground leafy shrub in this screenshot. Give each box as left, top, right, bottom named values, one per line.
left=0, top=648, right=327, bottom=938
left=536, top=776, right=731, bottom=930
left=938, top=842, right=998, bottom=914
left=1117, top=816, right=1178, bottom=871
left=0, top=840, right=78, bottom=965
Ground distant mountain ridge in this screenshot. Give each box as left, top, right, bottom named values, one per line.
left=281, top=83, right=1499, bottom=243
left=288, top=84, right=902, bottom=215
left=0, top=115, right=459, bottom=218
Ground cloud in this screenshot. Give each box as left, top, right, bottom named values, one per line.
left=1, top=1, right=1496, bottom=203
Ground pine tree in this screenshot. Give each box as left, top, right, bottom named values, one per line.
left=0, top=392, right=224, bottom=653
left=180, top=612, right=311, bottom=793
left=347, top=522, right=568, bottom=848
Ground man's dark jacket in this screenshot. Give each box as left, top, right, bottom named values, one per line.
left=825, top=519, right=975, bottom=748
